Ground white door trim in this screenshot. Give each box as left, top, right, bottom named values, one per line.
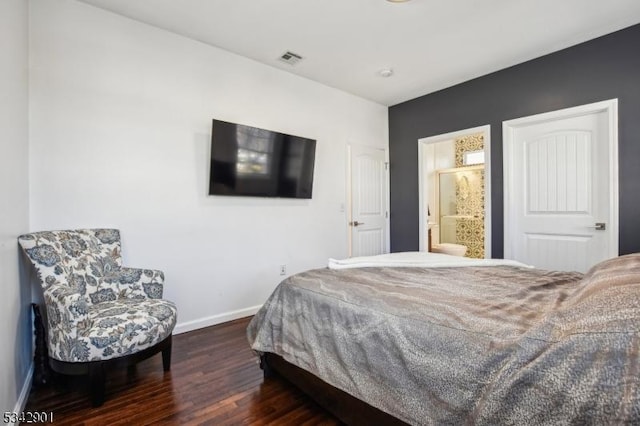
left=347, top=144, right=390, bottom=257
left=503, top=99, right=619, bottom=261
left=418, top=124, right=492, bottom=257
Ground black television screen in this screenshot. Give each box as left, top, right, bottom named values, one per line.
left=209, top=119, right=316, bottom=199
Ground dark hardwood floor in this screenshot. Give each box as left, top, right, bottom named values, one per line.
left=23, top=317, right=340, bottom=425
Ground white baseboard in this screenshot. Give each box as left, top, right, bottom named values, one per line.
left=9, top=363, right=34, bottom=426
left=172, top=304, right=262, bottom=335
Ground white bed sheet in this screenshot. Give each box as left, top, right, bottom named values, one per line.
left=328, top=251, right=531, bottom=270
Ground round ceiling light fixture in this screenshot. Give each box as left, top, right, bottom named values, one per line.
left=378, top=68, right=394, bottom=78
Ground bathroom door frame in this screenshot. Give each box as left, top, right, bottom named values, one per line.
left=417, top=125, right=492, bottom=257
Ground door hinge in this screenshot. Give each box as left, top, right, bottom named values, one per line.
left=384, top=162, right=389, bottom=171
left=385, top=211, right=389, bottom=219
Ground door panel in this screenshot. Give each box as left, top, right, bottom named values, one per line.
left=526, top=131, right=591, bottom=213
left=525, top=233, right=591, bottom=273
left=355, top=229, right=385, bottom=257
left=350, top=145, right=387, bottom=257
left=504, top=101, right=618, bottom=272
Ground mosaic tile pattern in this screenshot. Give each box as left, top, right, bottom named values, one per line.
left=455, top=133, right=485, bottom=259
left=455, top=133, right=484, bottom=168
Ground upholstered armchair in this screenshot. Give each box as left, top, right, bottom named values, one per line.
left=18, top=229, right=177, bottom=406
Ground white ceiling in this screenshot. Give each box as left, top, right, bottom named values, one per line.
left=77, top=0, right=640, bottom=106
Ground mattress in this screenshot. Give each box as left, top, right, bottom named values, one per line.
left=247, top=253, right=640, bottom=425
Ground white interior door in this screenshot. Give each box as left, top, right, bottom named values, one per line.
left=349, top=145, right=388, bottom=257
left=504, top=100, right=618, bottom=272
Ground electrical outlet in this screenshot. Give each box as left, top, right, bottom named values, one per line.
left=279, top=264, right=287, bottom=275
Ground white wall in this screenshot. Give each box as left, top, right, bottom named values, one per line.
left=29, top=0, right=388, bottom=332
left=0, top=0, right=31, bottom=414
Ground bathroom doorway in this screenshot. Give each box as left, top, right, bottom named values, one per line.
left=436, top=165, right=485, bottom=258
left=417, top=125, right=491, bottom=258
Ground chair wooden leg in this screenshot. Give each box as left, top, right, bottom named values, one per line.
left=89, top=362, right=105, bottom=407
left=162, top=336, right=172, bottom=372
left=32, top=304, right=53, bottom=387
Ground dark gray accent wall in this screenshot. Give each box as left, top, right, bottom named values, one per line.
left=389, top=24, right=640, bottom=258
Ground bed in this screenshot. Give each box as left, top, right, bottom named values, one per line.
left=246, top=252, right=640, bottom=425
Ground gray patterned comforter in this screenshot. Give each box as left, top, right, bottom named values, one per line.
left=247, top=254, right=640, bottom=425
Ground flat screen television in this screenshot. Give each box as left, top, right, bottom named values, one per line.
left=209, top=119, right=316, bottom=199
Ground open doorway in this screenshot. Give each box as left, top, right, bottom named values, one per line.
left=418, top=125, right=491, bottom=258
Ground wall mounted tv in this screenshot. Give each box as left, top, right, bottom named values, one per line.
left=209, top=119, right=316, bottom=199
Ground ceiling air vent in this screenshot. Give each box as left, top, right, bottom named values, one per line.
left=278, top=51, right=303, bottom=66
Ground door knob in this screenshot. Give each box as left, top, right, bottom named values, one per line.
left=587, top=222, right=606, bottom=231
left=350, top=221, right=364, bottom=227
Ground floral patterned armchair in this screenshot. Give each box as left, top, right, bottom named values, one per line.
left=18, top=229, right=177, bottom=406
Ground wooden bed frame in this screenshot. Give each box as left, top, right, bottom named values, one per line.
left=260, top=352, right=408, bottom=425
